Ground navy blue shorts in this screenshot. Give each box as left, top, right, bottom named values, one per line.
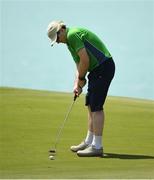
left=85, top=58, right=115, bottom=112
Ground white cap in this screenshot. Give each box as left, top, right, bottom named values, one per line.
left=47, top=20, right=65, bottom=46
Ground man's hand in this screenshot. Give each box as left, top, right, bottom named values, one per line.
left=73, top=78, right=86, bottom=97
left=73, top=85, right=82, bottom=97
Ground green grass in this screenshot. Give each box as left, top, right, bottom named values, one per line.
left=0, top=87, right=154, bottom=179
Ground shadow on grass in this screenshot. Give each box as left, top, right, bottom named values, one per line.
left=103, top=153, right=154, bottom=160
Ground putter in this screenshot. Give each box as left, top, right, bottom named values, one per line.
left=49, top=94, right=78, bottom=156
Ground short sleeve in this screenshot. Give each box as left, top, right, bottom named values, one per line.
left=68, top=33, right=85, bottom=53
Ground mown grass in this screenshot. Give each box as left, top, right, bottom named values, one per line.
left=0, top=87, right=154, bottom=179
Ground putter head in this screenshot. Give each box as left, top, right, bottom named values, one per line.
left=49, top=149, right=56, bottom=153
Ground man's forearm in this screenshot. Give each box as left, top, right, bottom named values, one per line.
left=74, top=70, right=79, bottom=86
left=77, top=60, right=88, bottom=80
left=77, top=61, right=88, bottom=88
left=74, top=48, right=89, bottom=88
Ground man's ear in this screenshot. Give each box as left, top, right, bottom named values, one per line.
left=61, top=28, right=66, bottom=33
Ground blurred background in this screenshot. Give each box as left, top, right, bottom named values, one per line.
left=0, top=0, right=154, bottom=100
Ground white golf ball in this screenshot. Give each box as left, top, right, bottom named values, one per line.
left=49, top=155, right=55, bottom=160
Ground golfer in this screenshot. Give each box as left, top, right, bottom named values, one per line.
left=47, top=20, right=115, bottom=157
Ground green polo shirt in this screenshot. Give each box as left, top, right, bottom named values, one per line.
left=66, top=27, right=112, bottom=72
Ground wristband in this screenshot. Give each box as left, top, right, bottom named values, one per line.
left=78, top=76, right=86, bottom=81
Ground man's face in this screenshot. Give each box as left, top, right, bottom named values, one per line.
left=56, top=28, right=66, bottom=44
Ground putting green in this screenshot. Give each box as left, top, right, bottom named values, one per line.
left=0, top=87, right=154, bottom=179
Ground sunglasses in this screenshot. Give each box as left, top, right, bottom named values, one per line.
left=56, top=30, right=61, bottom=42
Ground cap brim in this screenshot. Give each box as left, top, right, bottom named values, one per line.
left=50, top=40, right=56, bottom=46
left=49, top=34, right=57, bottom=46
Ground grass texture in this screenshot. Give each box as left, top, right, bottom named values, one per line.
left=0, top=87, right=154, bottom=179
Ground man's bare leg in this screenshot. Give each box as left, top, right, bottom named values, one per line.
left=91, top=110, right=104, bottom=149
left=85, top=106, right=94, bottom=144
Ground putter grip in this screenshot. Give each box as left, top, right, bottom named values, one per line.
left=74, top=94, right=78, bottom=101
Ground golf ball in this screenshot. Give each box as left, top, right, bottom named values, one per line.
left=49, top=155, right=55, bottom=160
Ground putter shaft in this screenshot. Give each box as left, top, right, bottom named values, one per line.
left=53, top=95, right=77, bottom=151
